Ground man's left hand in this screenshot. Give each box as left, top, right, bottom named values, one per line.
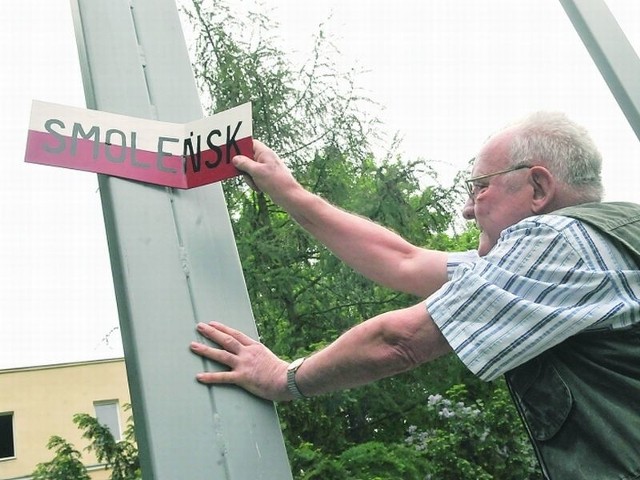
left=190, top=322, right=292, bottom=401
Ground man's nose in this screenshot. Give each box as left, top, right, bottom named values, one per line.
left=462, top=197, right=475, bottom=220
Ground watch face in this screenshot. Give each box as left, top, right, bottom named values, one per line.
left=288, top=357, right=305, bottom=371
left=287, top=357, right=307, bottom=399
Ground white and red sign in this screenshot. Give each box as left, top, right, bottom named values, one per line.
left=25, top=100, right=253, bottom=189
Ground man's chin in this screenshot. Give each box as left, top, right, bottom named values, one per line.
left=477, top=235, right=495, bottom=257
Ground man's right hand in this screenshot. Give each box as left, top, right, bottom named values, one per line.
left=232, top=140, right=301, bottom=206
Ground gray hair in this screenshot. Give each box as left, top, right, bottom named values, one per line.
left=507, top=111, right=604, bottom=202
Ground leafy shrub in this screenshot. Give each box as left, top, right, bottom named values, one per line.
left=405, top=383, right=542, bottom=480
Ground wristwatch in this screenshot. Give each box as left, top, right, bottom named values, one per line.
left=287, top=357, right=307, bottom=400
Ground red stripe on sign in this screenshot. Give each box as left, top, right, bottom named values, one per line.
left=25, top=129, right=187, bottom=188
left=25, top=130, right=249, bottom=189
left=184, top=136, right=250, bottom=188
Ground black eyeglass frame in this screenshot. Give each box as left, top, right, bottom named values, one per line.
left=464, top=163, right=532, bottom=198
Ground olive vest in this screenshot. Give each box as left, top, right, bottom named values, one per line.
left=504, top=202, right=640, bottom=480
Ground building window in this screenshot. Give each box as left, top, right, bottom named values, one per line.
left=0, top=412, right=15, bottom=459
left=94, top=401, right=121, bottom=441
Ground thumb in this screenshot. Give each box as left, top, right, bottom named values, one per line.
left=232, top=155, right=260, bottom=192
left=232, top=154, right=253, bottom=174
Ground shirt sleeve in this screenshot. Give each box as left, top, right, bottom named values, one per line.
left=426, top=217, right=631, bottom=381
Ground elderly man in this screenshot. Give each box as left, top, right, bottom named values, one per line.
left=190, top=112, right=640, bottom=479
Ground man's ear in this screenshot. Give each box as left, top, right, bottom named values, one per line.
left=529, top=166, right=556, bottom=213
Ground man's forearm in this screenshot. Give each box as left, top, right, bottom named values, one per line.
left=293, top=303, right=452, bottom=397
left=274, top=186, right=449, bottom=297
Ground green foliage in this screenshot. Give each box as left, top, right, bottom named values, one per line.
left=292, top=441, right=427, bottom=480
left=286, top=383, right=540, bottom=480
left=74, top=407, right=140, bottom=480
left=31, top=407, right=140, bottom=480
left=183, top=1, right=541, bottom=478
left=31, top=436, right=91, bottom=480
left=406, top=382, right=541, bottom=479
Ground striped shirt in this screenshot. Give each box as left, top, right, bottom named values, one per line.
left=426, top=214, right=640, bottom=381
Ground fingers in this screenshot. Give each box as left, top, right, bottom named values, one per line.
left=190, top=321, right=289, bottom=401
left=198, top=321, right=256, bottom=346
left=190, top=323, right=243, bottom=386
left=190, top=321, right=258, bottom=367
left=247, top=139, right=270, bottom=161
left=190, top=339, right=236, bottom=366
left=232, top=138, right=279, bottom=175
left=252, top=139, right=268, bottom=152
left=194, top=370, right=236, bottom=385
left=232, top=139, right=271, bottom=168
left=232, top=139, right=301, bottom=202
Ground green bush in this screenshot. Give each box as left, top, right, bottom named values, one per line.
left=405, top=383, right=541, bottom=480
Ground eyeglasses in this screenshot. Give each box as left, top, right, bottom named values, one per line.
left=464, top=163, right=532, bottom=199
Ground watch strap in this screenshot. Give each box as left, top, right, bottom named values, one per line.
left=287, top=357, right=307, bottom=400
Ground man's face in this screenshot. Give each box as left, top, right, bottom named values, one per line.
left=462, top=130, right=534, bottom=256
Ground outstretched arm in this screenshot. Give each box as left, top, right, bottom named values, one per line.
left=233, top=141, right=449, bottom=297
left=190, top=302, right=452, bottom=401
